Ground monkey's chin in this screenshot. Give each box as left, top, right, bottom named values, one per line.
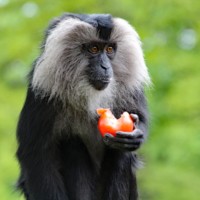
left=91, top=80, right=110, bottom=91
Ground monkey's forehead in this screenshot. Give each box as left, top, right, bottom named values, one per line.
left=46, top=14, right=140, bottom=45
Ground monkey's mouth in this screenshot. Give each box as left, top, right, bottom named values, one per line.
left=89, top=77, right=111, bottom=90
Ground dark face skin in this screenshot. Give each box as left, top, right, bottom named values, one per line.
left=82, top=42, right=117, bottom=90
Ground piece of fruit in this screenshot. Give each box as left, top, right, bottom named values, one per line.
left=97, top=108, right=135, bottom=137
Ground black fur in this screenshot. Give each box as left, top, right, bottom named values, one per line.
left=91, top=14, right=113, bottom=40
left=16, top=14, right=149, bottom=200
left=16, top=89, right=147, bottom=200
left=16, top=88, right=68, bottom=200
left=59, top=13, right=113, bottom=40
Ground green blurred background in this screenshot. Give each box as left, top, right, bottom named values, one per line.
left=0, top=0, right=200, bottom=199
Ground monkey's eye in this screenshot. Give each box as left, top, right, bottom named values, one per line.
left=89, top=46, right=99, bottom=54
left=106, top=46, right=114, bottom=54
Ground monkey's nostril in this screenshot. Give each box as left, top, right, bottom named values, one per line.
left=101, top=65, right=109, bottom=70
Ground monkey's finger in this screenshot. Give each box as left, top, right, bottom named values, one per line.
left=112, top=138, right=142, bottom=146
left=116, top=129, right=143, bottom=139
left=107, top=142, right=141, bottom=151
left=103, top=135, right=142, bottom=151
left=104, top=133, right=141, bottom=142
left=103, top=134, right=114, bottom=143
left=104, top=135, right=137, bottom=144
left=104, top=134, right=143, bottom=148
left=130, top=114, right=139, bottom=126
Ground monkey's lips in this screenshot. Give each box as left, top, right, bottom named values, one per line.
left=90, top=77, right=111, bottom=90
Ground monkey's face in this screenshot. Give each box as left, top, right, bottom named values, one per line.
left=32, top=14, right=150, bottom=107
left=82, top=42, right=117, bottom=90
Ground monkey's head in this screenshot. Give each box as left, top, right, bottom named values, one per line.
left=32, top=14, right=150, bottom=110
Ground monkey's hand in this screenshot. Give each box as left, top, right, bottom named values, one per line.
left=103, top=114, right=144, bottom=151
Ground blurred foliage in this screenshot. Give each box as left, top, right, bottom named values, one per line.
left=0, top=0, right=200, bottom=199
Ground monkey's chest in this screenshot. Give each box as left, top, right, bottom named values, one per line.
left=59, top=137, right=98, bottom=199
left=58, top=137, right=135, bottom=200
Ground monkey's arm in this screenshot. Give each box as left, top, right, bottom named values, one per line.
left=16, top=88, right=68, bottom=200
left=103, top=90, right=148, bottom=152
